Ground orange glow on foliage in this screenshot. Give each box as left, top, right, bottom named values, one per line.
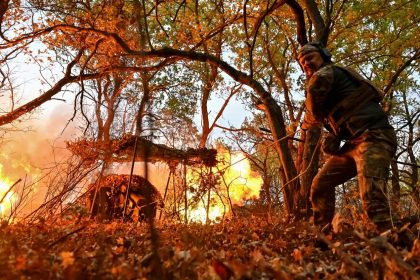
left=0, top=165, right=17, bottom=219
left=225, top=152, right=262, bottom=204
left=187, top=147, right=263, bottom=223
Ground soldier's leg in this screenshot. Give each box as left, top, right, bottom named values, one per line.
left=353, top=129, right=398, bottom=231
left=311, top=155, right=357, bottom=226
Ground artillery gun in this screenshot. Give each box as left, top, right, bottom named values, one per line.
left=68, top=134, right=217, bottom=221
left=86, top=174, right=162, bottom=221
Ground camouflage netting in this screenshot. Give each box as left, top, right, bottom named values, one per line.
left=86, top=174, right=163, bottom=221
left=67, top=134, right=218, bottom=167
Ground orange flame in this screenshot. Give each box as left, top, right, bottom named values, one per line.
left=223, top=152, right=262, bottom=205
left=0, top=142, right=44, bottom=222
left=186, top=147, right=262, bottom=223
left=0, top=164, right=17, bottom=219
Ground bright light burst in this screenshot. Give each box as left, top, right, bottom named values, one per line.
left=186, top=148, right=263, bottom=223
left=0, top=167, right=16, bottom=218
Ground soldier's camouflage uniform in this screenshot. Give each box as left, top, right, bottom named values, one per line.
left=303, top=63, right=399, bottom=231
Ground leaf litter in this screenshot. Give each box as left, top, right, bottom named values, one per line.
left=0, top=213, right=419, bottom=279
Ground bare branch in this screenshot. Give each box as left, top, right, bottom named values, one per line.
left=383, top=48, right=420, bottom=95
left=285, top=0, right=308, bottom=45
left=301, top=0, right=327, bottom=43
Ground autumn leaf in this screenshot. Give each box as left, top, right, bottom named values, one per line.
left=291, top=248, right=302, bottom=264
left=60, top=251, right=75, bottom=268
left=211, top=259, right=233, bottom=280
left=250, top=249, right=264, bottom=264
left=116, top=236, right=125, bottom=246
left=408, top=239, right=420, bottom=259
left=15, top=255, right=27, bottom=271
left=274, top=239, right=288, bottom=252
left=175, top=249, right=191, bottom=261
left=251, top=231, right=259, bottom=240
left=332, top=213, right=344, bottom=234
left=114, top=246, right=125, bottom=254
left=111, top=266, right=119, bottom=275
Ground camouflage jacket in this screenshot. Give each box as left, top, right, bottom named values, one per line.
left=302, top=64, right=392, bottom=139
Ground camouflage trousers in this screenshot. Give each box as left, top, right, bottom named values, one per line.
left=310, top=128, right=398, bottom=231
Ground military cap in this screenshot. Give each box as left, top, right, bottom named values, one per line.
left=297, top=42, right=332, bottom=62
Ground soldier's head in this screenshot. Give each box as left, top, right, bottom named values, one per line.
left=297, top=42, right=332, bottom=78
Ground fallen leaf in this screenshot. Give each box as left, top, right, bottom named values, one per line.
left=60, top=251, right=75, bottom=268
left=407, top=239, right=420, bottom=259
left=274, top=239, right=287, bottom=252
left=252, top=232, right=259, bottom=240
left=332, top=213, right=344, bottom=233
left=250, top=249, right=264, bottom=263
left=116, top=237, right=125, bottom=246
left=292, top=248, right=302, bottom=264
left=176, top=249, right=191, bottom=260
left=15, top=255, right=26, bottom=271
left=211, top=259, right=233, bottom=280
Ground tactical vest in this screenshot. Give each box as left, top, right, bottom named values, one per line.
left=326, top=66, right=384, bottom=137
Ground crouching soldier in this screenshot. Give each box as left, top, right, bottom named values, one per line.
left=298, top=42, right=401, bottom=233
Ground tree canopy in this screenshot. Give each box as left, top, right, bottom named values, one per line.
left=0, top=0, right=418, bottom=217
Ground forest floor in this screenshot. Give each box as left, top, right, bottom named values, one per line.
left=1, top=208, right=419, bottom=279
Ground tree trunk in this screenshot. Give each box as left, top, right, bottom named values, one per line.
left=297, top=126, right=321, bottom=218
left=390, top=160, right=400, bottom=209
left=183, top=163, right=188, bottom=223
left=262, top=176, right=272, bottom=220
left=260, top=97, right=300, bottom=216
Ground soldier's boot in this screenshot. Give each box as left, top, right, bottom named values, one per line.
left=397, top=226, right=416, bottom=249
left=375, top=219, right=416, bottom=249
left=312, top=216, right=334, bottom=251
left=310, top=204, right=336, bottom=250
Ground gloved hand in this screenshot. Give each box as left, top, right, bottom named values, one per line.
left=301, top=111, right=322, bottom=131
left=322, top=133, right=342, bottom=155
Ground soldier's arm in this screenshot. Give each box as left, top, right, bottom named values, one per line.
left=301, top=102, right=322, bottom=130
left=306, top=66, right=334, bottom=120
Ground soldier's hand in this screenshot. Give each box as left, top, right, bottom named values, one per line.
left=322, top=133, right=342, bottom=155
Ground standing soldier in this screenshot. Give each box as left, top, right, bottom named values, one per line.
left=298, top=42, right=400, bottom=232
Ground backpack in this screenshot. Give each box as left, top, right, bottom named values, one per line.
left=326, top=66, right=385, bottom=136
left=335, top=65, right=384, bottom=103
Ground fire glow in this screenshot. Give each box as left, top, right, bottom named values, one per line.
left=187, top=148, right=263, bottom=223
left=0, top=166, right=17, bottom=219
